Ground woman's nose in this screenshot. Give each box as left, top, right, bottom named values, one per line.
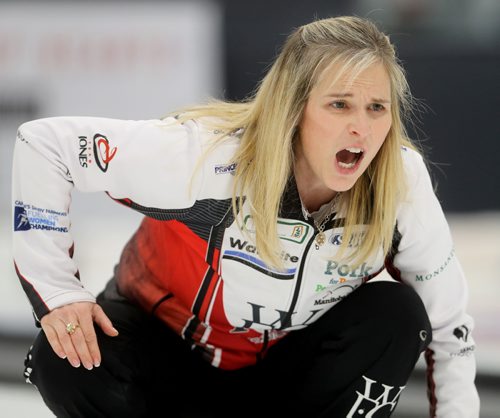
left=347, top=113, right=371, bottom=138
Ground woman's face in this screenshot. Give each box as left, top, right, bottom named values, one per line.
left=295, top=62, right=393, bottom=200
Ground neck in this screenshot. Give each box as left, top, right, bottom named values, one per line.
left=295, top=178, right=338, bottom=213
left=293, top=148, right=338, bottom=212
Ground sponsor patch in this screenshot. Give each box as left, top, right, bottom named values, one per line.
left=324, top=260, right=373, bottom=278
left=93, top=133, right=117, bottom=172
left=329, top=231, right=365, bottom=247
left=77, top=133, right=117, bottom=171
left=243, top=215, right=310, bottom=244
left=14, top=201, right=68, bottom=233
left=347, top=375, right=405, bottom=417
left=453, top=325, right=470, bottom=342
left=14, top=205, right=31, bottom=231
left=222, top=236, right=300, bottom=280
left=78, top=135, right=92, bottom=168
left=214, top=162, right=237, bottom=175
left=416, top=249, right=455, bottom=281
left=450, top=345, right=475, bottom=358
left=313, top=284, right=355, bottom=306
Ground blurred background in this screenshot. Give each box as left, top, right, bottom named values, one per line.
left=0, top=0, right=499, bottom=416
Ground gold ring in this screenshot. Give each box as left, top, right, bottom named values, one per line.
left=66, top=322, right=80, bottom=335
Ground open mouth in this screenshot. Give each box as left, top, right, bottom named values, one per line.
left=336, top=147, right=364, bottom=169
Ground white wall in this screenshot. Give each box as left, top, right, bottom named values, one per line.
left=0, top=0, right=222, bottom=334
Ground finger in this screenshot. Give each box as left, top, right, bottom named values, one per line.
left=55, top=320, right=81, bottom=368
left=68, top=320, right=95, bottom=370
left=42, top=324, right=67, bottom=360
left=92, top=304, right=119, bottom=337
left=78, top=313, right=101, bottom=368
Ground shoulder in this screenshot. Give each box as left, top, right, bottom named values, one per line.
left=399, top=146, right=433, bottom=197
left=400, top=146, right=426, bottom=176
left=396, top=146, right=445, bottom=236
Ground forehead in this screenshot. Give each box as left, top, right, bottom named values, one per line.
left=314, top=60, right=391, bottom=95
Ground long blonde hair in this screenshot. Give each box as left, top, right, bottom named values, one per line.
left=175, top=16, right=416, bottom=268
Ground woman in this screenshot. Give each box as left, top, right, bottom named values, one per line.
left=13, top=16, right=478, bottom=417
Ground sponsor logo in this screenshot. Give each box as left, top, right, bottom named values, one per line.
left=416, top=249, right=454, bottom=281
left=313, top=284, right=355, bottom=306
left=315, top=278, right=350, bottom=292
left=230, top=301, right=323, bottom=333
left=228, top=237, right=299, bottom=263
left=78, top=136, right=92, bottom=168
left=222, top=237, right=298, bottom=280
left=291, top=225, right=305, bottom=240
left=243, top=215, right=310, bottom=244
left=93, top=134, right=117, bottom=172
left=453, top=325, right=470, bottom=342
left=14, top=201, right=68, bottom=233
left=450, top=345, right=475, bottom=358
left=24, top=348, right=33, bottom=384
left=324, top=260, right=373, bottom=278
left=214, top=162, right=237, bottom=175
left=78, top=133, right=117, bottom=171
left=347, top=376, right=405, bottom=417
left=278, top=220, right=309, bottom=243
left=329, top=231, right=366, bottom=247
left=14, top=205, right=31, bottom=231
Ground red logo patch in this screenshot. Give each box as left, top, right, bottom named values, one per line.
left=93, top=134, right=117, bottom=172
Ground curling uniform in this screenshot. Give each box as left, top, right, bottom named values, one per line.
left=12, top=116, right=479, bottom=417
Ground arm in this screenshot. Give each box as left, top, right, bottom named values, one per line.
left=12, top=116, right=203, bottom=368
left=392, top=149, right=479, bottom=417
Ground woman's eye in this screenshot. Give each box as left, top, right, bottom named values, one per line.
left=370, top=103, right=385, bottom=112
left=331, top=101, right=346, bottom=109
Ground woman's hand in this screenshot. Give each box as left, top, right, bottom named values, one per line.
left=40, top=301, right=119, bottom=370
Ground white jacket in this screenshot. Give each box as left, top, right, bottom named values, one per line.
left=12, top=116, right=479, bottom=416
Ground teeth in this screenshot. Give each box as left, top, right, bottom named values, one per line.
left=338, top=161, right=356, bottom=169
left=345, top=147, right=363, bottom=153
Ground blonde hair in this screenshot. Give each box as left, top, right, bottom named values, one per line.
left=175, top=16, right=416, bottom=268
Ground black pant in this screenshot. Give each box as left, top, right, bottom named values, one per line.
left=25, top=281, right=431, bottom=418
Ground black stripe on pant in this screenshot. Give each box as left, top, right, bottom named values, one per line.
left=24, top=281, right=431, bottom=418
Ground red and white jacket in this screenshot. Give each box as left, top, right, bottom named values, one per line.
left=12, top=116, right=479, bottom=417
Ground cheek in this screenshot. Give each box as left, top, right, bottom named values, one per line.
left=300, top=133, right=322, bottom=164
left=299, top=117, right=326, bottom=155
left=374, top=119, right=392, bottom=145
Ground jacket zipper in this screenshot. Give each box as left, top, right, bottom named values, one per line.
left=279, top=232, right=316, bottom=330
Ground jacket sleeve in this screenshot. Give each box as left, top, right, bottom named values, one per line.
left=12, top=116, right=204, bottom=321
left=393, top=148, right=480, bottom=417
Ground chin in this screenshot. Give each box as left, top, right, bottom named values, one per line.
left=329, top=178, right=358, bottom=193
